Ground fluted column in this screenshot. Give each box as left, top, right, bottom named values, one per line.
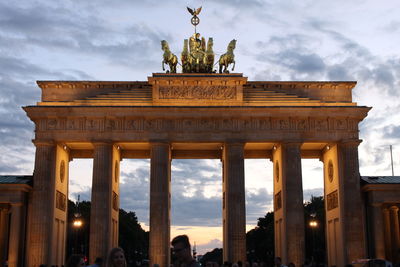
left=149, top=143, right=171, bottom=267
left=222, top=143, right=246, bottom=263
left=370, top=204, right=385, bottom=259
left=272, top=143, right=304, bottom=267
left=27, top=141, right=56, bottom=267
left=389, top=206, right=400, bottom=264
left=338, top=140, right=366, bottom=263
left=0, top=207, right=9, bottom=266
left=8, top=203, right=23, bottom=267
left=90, top=143, right=120, bottom=263
left=382, top=208, right=392, bottom=261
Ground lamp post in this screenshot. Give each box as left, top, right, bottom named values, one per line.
left=73, top=195, right=83, bottom=254
left=309, top=213, right=318, bottom=264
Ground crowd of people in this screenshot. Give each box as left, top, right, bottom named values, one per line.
left=64, top=235, right=339, bottom=267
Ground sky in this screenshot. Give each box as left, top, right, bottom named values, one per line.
left=1, top=0, right=400, bottom=255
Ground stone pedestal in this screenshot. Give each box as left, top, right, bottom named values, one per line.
left=222, top=143, right=246, bottom=263
left=272, top=143, right=304, bottom=267
left=89, top=143, right=120, bottom=263
left=149, top=143, right=171, bottom=267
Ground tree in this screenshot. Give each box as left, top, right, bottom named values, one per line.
left=245, top=196, right=326, bottom=265
left=119, top=209, right=149, bottom=264
left=200, top=248, right=223, bottom=266
left=304, top=196, right=326, bottom=264
left=246, top=211, right=274, bottom=265
left=66, top=199, right=149, bottom=265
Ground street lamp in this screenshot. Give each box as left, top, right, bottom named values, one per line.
left=309, top=220, right=318, bottom=228
left=309, top=213, right=318, bottom=264
left=73, top=217, right=83, bottom=227
left=73, top=195, right=83, bottom=254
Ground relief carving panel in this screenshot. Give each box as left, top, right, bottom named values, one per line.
left=327, top=190, right=338, bottom=211
left=159, top=86, right=236, bottom=100
left=56, top=190, right=66, bottom=212
left=38, top=116, right=360, bottom=137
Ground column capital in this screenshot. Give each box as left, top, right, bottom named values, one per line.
left=223, top=142, right=245, bottom=147
left=389, top=205, right=399, bottom=212
left=339, top=139, right=362, bottom=147
left=150, top=142, right=170, bottom=146
left=276, top=140, right=303, bottom=146
left=92, top=141, right=113, bottom=147
left=369, top=202, right=382, bottom=208
left=10, top=203, right=24, bottom=207
left=382, top=207, right=391, bottom=214
left=32, top=139, right=55, bottom=147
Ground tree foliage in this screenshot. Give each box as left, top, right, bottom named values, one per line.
left=246, top=211, right=274, bottom=265
left=200, top=248, right=223, bottom=266
left=304, top=196, right=326, bottom=264
left=66, top=199, right=148, bottom=264
left=245, top=196, right=326, bottom=265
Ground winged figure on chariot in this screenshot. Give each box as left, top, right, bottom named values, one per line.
left=161, top=7, right=236, bottom=74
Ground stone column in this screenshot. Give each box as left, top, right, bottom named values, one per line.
left=149, top=143, right=171, bottom=267
left=89, top=143, right=120, bottom=263
left=389, top=206, right=400, bottom=264
left=27, top=141, right=56, bottom=267
left=338, top=140, right=366, bottom=263
left=272, top=143, right=304, bottom=267
left=0, top=207, right=9, bottom=266
left=7, top=204, right=23, bottom=267
left=370, top=204, right=385, bottom=259
left=382, top=208, right=392, bottom=261
left=222, top=143, right=246, bottom=263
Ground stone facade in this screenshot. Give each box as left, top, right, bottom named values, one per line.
left=1, top=73, right=375, bottom=266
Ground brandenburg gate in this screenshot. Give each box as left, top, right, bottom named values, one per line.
left=22, top=8, right=370, bottom=267
left=23, top=72, right=370, bottom=266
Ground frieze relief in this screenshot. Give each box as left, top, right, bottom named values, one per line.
left=86, top=118, right=102, bottom=131
left=158, top=85, right=236, bottom=100
left=40, top=116, right=361, bottom=134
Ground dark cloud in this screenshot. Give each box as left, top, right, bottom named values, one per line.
left=246, top=188, right=272, bottom=223
left=0, top=163, right=25, bottom=174
left=0, top=1, right=172, bottom=71
left=254, top=34, right=327, bottom=79
left=277, top=51, right=325, bottom=74
left=119, top=160, right=151, bottom=222
left=383, top=124, right=400, bottom=139
left=303, top=188, right=323, bottom=202
left=327, top=64, right=353, bottom=81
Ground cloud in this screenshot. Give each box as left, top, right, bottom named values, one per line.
left=303, top=188, right=324, bottom=203
left=197, top=238, right=223, bottom=253
left=382, top=124, right=400, bottom=140
left=0, top=1, right=172, bottom=73
left=246, top=188, right=273, bottom=224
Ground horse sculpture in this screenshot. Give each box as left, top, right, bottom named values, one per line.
left=181, top=39, right=191, bottom=73
left=161, top=40, right=178, bottom=73
left=218, top=39, right=236, bottom=73
left=205, top=37, right=215, bottom=73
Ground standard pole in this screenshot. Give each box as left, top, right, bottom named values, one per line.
left=390, top=145, right=394, bottom=176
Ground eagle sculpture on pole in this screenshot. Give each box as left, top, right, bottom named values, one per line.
left=187, top=6, right=202, bottom=16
